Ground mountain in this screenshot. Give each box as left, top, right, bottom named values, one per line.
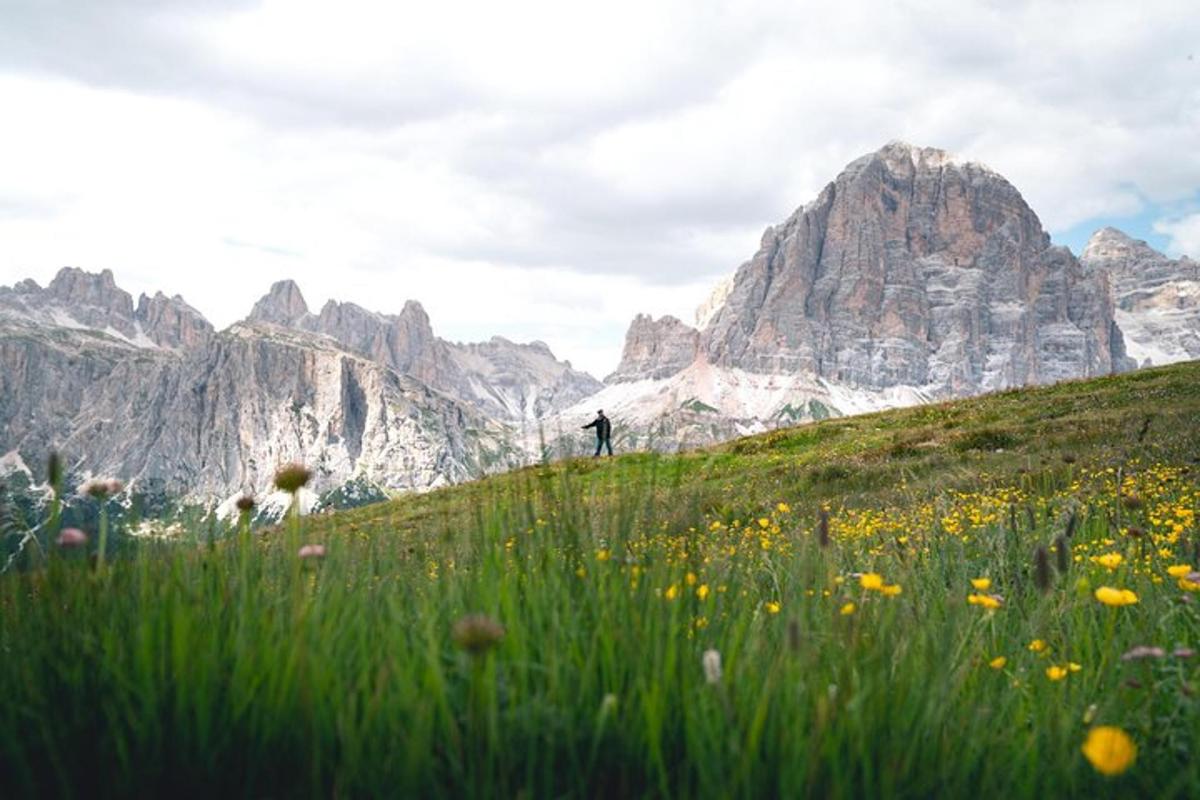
left=0, top=271, right=594, bottom=506
left=246, top=280, right=601, bottom=422
left=555, top=142, right=1136, bottom=451
left=1080, top=227, right=1200, bottom=366
left=3, top=140, right=1197, bottom=504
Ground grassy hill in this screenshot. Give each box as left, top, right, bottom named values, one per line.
left=3, top=362, right=1200, bottom=798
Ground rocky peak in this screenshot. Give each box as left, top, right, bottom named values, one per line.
left=608, top=314, right=700, bottom=383
left=1081, top=227, right=1161, bottom=265
left=135, top=291, right=214, bottom=350
left=248, top=279, right=310, bottom=326
left=1080, top=227, right=1200, bottom=366
left=46, top=267, right=137, bottom=327
left=669, top=140, right=1124, bottom=391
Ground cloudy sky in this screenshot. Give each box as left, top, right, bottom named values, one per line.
left=1, top=0, right=1197, bottom=376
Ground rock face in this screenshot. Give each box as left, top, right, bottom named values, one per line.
left=243, top=283, right=602, bottom=421
left=607, top=314, right=700, bottom=382
left=0, top=269, right=595, bottom=503
left=1081, top=227, right=1200, bottom=366
left=0, top=268, right=214, bottom=350
left=63, top=323, right=518, bottom=497
left=135, top=292, right=215, bottom=349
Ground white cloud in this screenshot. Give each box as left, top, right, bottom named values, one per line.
left=1, top=0, right=1198, bottom=376
left=1154, top=214, right=1200, bottom=259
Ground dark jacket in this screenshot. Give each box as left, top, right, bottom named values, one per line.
left=583, top=414, right=612, bottom=439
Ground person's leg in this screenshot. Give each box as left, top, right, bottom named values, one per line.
left=605, top=437, right=613, bottom=456
left=594, top=438, right=602, bottom=457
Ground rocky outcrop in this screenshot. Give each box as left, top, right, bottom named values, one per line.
left=607, top=314, right=700, bottom=382
left=135, top=292, right=215, bottom=349
left=247, top=279, right=311, bottom=327
left=0, top=268, right=213, bottom=351
left=1081, top=227, right=1200, bottom=366
left=44, top=268, right=138, bottom=338
left=450, top=336, right=603, bottom=421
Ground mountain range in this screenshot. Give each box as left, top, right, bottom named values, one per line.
left=2, top=141, right=1197, bottom=512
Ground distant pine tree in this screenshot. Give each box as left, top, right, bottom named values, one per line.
left=0, top=479, right=33, bottom=571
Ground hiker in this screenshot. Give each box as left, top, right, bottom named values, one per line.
left=582, top=409, right=613, bottom=457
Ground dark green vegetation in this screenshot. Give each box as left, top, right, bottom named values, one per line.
left=2, top=362, right=1200, bottom=798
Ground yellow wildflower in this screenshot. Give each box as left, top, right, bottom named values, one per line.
left=685, top=572, right=697, bottom=586
left=860, top=573, right=884, bottom=590
left=1068, top=662, right=1082, bottom=672
left=1094, top=552, right=1123, bottom=570
left=989, top=656, right=1007, bottom=669
left=1028, top=639, right=1048, bottom=653
left=880, top=584, right=902, bottom=596
left=777, top=502, right=791, bottom=514
left=970, top=577, right=991, bottom=591
left=1046, top=665, right=1068, bottom=681
left=968, top=593, right=1002, bottom=610
left=696, top=584, right=710, bottom=600
left=596, top=549, right=610, bottom=562
left=1167, top=564, right=1193, bottom=578
left=758, top=518, right=771, bottom=529
left=1094, top=586, right=1139, bottom=606
left=1081, top=726, right=1136, bottom=776
left=664, top=584, right=679, bottom=601
left=840, top=602, right=856, bottom=615
left=764, top=601, right=781, bottom=614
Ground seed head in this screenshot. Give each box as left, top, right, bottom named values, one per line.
left=80, top=477, right=123, bottom=499
left=1054, top=536, right=1070, bottom=574
left=56, top=528, right=88, bottom=548
left=452, top=614, right=505, bottom=655
left=274, top=463, right=312, bottom=494
left=1034, top=546, right=1053, bottom=593
left=701, top=648, right=722, bottom=684
left=235, top=494, right=257, bottom=513
left=787, top=619, right=802, bottom=652
left=46, top=451, right=63, bottom=489
left=1064, top=509, right=1078, bottom=539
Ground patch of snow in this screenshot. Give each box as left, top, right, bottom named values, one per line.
left=216, top=487, right=319, bottom=521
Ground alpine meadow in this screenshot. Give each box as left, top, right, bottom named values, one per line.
left=3, top=362, right=1200, bottom=796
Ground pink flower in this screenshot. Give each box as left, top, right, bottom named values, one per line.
left=1120, top=646, right=1166, bottom=661
left=56, top=528, right=88, bottom=548
left=298, top=544, right=326, bottom=560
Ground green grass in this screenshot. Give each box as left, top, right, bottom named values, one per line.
left=3, top=363, right=1200, bottom=797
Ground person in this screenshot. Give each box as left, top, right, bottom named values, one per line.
left=582, top=409, right=613, bottom=457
